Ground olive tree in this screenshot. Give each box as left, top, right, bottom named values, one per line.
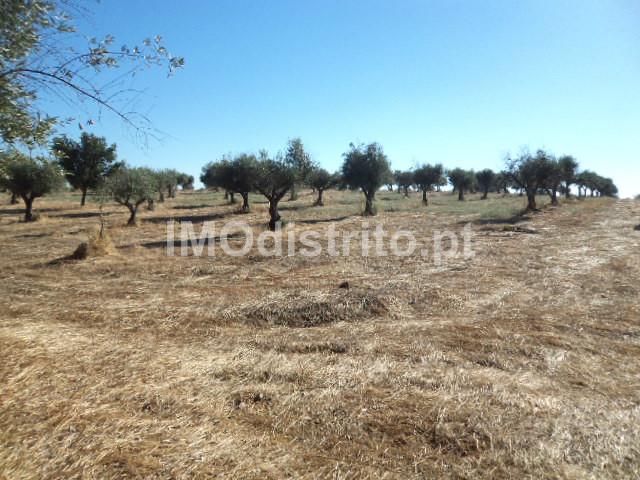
left=101, top=167, right=155, bottom=226
left=307, top=168, right=339, bottom=206
left=475, top=169, right=496, bottom=200
left=495, top=171, right=510, bottom=195
left=341, top=142, right=392, bottom=216
left=201, top=154, right=258, bottom=213
left=395, top=170, right=414, bottom=197
left=448, top=168, right=474, bottom=201
left=51, top=133, right=119, bottom=206
left=253, top=153, right=296, bottom=230
left=413, top=163, right=443, bottom=205
left=506, top=150, right=554, bottom=211
left=558, top=155, right=578, bottom=198
left=177, top=173, right=194, bottom=190
left=0, top=153, right=65, bottom=221
left=284, top=138, right=315, bottom=201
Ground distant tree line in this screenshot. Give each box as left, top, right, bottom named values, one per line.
left=0, top=133, right=193, bottom=222
left=1, top=134, right=619, bottom=226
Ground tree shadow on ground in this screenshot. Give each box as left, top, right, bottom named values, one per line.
left=143, top=212, right=228, bottom=225
left=0, top=207, right=62, bottom=216
left=298, top=215, right=352, bottom=225
left=134, top=232, right=245, bottom=250
left=465, top=210, right=530, bottom=226
left=172, top=204, right=213, bottom=210
left=51, top=211, right=114, bottom=219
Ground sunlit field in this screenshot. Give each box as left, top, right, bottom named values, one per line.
left=1, top=190, right=639, bottom=478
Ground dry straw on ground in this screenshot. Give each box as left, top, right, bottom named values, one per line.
left=0, top=190, right=639, bottom=479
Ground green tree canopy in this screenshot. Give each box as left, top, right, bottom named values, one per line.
left=475, top=169, right=496, bottom=200
left=307, top=167, right=339, bottom=206
left=253, top=152, right=296, bottom=230
left=413, top=163, right=443, bottom=205
left=100, top=166, right=155, bottom=225
left=283, top=138, right=315, bottom=200
left=447, top=168, right=475, bottom=201
left=0, top=152, right=65, bottom=221
left=341, top=142, right=392, bottom=216
left=51, top=132, right=119, bottom=206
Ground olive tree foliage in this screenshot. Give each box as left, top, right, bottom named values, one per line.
left=307, top=168, right=339, bottom=206
left=413, top=163, right=443, bottom=205
left=557, top=155, right=578, bottom=198
left=475, top=169, right=496, bottom=200
left=0, top=151, right=65, bottom=221
left=100, top=166, right=155, bottom=225
left=495, top=171, right=511, bottom=195
left=447, top=168, right=474, bottom=201
left=253, top=152, right=296, bottom=230
left=506, top=149, right=555, bottom=211
left=284, top=138, right=315, bottom=201
left=200, top=154, right=258, bottom=213
left=576, top=171, right=617, bottom=198
left=341, top=142, right=392, bottom=216
left=51, top=132, right=120, bottom=206
left=395, top=170, right=414, bottom=197
left=0, top=0, right=184, bottom=148
left=177, top=173, right=194, bottom=190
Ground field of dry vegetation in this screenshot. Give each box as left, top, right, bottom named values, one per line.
left=1, top=190, right=639, bottom=479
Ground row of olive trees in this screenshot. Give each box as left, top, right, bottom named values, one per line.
left=391, top=150, right=617, bottom=211
left=0, top=132, right=194, bottom=222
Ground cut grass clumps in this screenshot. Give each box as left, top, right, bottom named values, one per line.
left=70, top=230, right=115, bottom=260
left=224, top=289, right=390, bottom=327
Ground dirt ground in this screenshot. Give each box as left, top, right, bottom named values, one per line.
left=1, top=190, right=639, bottom=479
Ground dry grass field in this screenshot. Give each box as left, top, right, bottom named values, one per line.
left=1, top=190, right=639, bottom=479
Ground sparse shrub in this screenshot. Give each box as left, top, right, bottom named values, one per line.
left=341, top=142, right=392, bottom=216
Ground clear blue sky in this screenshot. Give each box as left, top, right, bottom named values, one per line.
left=57, top=0, right=639, bottom=197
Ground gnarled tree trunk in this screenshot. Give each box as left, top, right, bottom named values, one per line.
left=240, top=192, right=250, bottom=213
left=80, top=187, right=88, bottom=206
left=268, top=198, right=282, bottom=231
left=23, top=196, right=34, bottom=222
left=126, top=203, right=138, bottom=226
left=10, top=193, right=18, bottom=205
left=363, top=191, right=376, bottom=216
left=458, top=189, right=465, bottom=201
left=314, top=189, right=324, bottom=206
left=422, top=189, right=428, bottom=206
left=526, top=191, right=537, bottom=211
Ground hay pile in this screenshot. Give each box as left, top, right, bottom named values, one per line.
left=70, top=230, right=115, bottom=260
left=223, top=289, right=390, bottom=327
